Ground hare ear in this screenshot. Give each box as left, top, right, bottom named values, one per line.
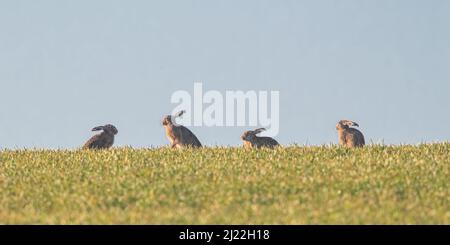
left=352, top=122, right=359, bottom=127
left=173, top=110, right=185, bottom=118
left=339, top=120, right=353, bottom=126
left=253, top=128, right=266, bottom=134
left=340, top=120, right=356, bottom=127
left=92, top=126, right=104, bottom=131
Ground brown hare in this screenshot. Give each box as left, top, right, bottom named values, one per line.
left=336, top=120, right=365, bottom=148
left=241, top=128, right=280, bottom=149
left=83, top=124, right=118, bottom=149
left=162, top=110, right=202, bottom=148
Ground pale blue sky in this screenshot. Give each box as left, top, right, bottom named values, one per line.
left=0, top=0, right=449, bottom=149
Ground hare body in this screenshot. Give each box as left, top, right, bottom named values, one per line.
left=336, top=120, right=365, bottom=148
left=83, top=124, right=118, bottom=149
left=162, top=111, right=202, bottom=148
left=241, top=128, right=280, bottom=149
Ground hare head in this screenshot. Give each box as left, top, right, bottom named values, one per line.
left=162, top=115, right=173, bottom=126
left=241, top=128, right=266, bottom=141
left=336, top=120, right=359, bottom=131
left=92, top=124, right=118, bottom=135
left=162, top=110, right=185, bottom=126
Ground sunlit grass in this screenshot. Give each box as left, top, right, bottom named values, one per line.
left=0, top=144, right=448, bottom=224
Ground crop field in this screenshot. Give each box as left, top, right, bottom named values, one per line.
left=0, top=144, right=448, bottom=224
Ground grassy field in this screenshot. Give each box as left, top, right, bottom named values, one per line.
left=0, top=144, right=448, bottom=224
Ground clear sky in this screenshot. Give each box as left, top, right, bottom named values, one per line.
left=0, top=0, right=449, bottom=149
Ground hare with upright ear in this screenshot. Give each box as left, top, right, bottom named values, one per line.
left=162, top=110, right=202, bottom=148
left=241, top=128, right=280, bottom=149
left=83, top=124, right=118, bottom=149
left=336, top=120, right=365, bottom=148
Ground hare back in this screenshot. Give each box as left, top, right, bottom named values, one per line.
left=344, top=128, right=365, bottom=147
left=255, top=137, right=280, bottom=148
left=174, top=125, right=202, bottom=148
left=83, top=133, right=114, bottom=149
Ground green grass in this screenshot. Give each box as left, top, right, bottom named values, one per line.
left=0, top=144, right=448, bottom=224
